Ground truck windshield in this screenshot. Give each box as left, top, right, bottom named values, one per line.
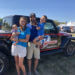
left=2, top=16, right=13, bottom=32
left=2, top=15, right=29, bottom=32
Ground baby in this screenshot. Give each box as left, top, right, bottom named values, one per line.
left=11, top=24, right=20, bottom=45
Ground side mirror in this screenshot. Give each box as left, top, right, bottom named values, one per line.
left=56, top=26, right=60, bottom=33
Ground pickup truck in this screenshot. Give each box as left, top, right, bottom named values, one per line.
left=0, top=15, right=75, bottom=74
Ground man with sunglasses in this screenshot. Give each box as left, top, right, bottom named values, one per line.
left=27, top=13, right=40, bottom=75
left=27, top=13, right=47, bottom=75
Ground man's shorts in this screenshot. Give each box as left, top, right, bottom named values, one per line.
left=27, top=42, right=40, bottom=59
left=11, top=45, right=27, bottom=57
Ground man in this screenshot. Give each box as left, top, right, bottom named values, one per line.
left=27, top=13, right=47, bottom=75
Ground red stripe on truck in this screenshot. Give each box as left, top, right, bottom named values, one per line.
left=0, top=33, right=12, bottom=37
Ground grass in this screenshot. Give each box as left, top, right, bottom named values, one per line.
left=6, top=53, right=75, bottom=75
left=38, top=53, right=75, bottom=75
left=72, top=33, right=75, bottom=37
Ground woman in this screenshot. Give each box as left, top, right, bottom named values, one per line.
left=11, top=17, right=30, bottom=75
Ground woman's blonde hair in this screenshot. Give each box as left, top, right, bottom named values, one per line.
left=19, top=17, right=27, bottom=31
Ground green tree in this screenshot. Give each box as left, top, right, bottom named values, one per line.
left=0, top=18, right=2, bottom=22
left=54, top=20, right=66, bottom=26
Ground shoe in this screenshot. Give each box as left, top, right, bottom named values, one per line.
left=28, top=71, right=32, bottom=75
left=33, top=70, right=39, bottom=75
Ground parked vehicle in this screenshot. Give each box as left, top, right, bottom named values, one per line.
left=62, top=26, right=71, bottom=33
left=0, top=15, right=75, bottom=74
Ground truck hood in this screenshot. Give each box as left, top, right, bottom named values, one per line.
left=0, top=30, right=11, bottom=33
left=0, top=30, right=11, bottom=37
left=59, top=31, right=71, bottom=36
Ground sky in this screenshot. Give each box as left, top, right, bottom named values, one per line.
left=0, top=0, right=75, bottom=22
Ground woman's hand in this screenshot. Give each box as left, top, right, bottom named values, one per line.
left=13, top=38, right=18, bottom=42
left=19, top=39, right=27, bottom=42
left=10, top=37, right=18, bottom=42
left=16, top=32, right=20, bottom=35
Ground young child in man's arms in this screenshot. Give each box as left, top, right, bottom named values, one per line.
left=33, top=22, right=45, bottom=47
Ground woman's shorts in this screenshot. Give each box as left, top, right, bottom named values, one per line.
left=11, top=45, right=27, bottom=57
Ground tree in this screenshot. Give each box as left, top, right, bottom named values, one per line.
left=0, top=18, right=2, bottom=22
left=54, top=20, right=66, bottom=26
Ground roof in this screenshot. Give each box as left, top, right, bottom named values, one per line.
left=3, top=15, right=53, bottom=22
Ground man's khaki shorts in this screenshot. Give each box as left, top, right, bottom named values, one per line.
left=27, top=42, right=40, bottom=59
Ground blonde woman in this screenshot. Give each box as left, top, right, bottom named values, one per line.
left=11, top=17, right=30, bottom=75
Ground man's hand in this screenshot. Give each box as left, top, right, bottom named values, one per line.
left=36, top=27, right=40, bottom=30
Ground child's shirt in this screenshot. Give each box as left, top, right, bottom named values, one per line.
left=38, top=23, right=45, bottom=36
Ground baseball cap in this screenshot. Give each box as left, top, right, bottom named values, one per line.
left=30, top=13, right=36, bottom=18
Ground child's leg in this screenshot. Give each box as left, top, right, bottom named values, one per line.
left=33, top=39, right=38, bottom=45
left=13, top=41, right=18, bottom=46
left=33, top=38, right=41, bottom=46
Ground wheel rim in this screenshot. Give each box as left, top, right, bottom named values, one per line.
left=67, top=43, right=75, bottom=55
left=0, top=59, right=4, bottom=73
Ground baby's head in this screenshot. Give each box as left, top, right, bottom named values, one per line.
left=12, top=24, right=17, bottom=30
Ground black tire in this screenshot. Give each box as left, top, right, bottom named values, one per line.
left=64, top=41, right=75, bottom=56
left=0, top=52, right=9, bottom=75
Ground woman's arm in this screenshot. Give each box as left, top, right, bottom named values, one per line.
left=19, top=35, right=30, bottom=42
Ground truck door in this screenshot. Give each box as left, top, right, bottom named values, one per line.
left=40, top=21, right=61, bottom=51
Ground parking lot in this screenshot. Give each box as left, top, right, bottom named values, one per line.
left=6, top=53, right=75, bottom=75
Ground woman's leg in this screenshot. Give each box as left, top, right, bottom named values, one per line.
left=19, top=57, right=26, bottom=75
left=14, top=56, right=20, bottom=75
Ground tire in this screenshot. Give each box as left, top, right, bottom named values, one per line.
left=0, top=52, right=9, bottom=75
left=64, top=41, right=75, bottom=56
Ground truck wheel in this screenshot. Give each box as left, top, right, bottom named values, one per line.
left=65, top=41, right=75, bottom=56
left=0, top=52, right=9, bottom=75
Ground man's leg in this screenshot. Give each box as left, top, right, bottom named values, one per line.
left=27, top=43, right=34, bottom=75
left=28, top=59, right=32, bottom=72
left=33, top=47, right=40, bottom=75
left=34, top=59, right=39, bottom=71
